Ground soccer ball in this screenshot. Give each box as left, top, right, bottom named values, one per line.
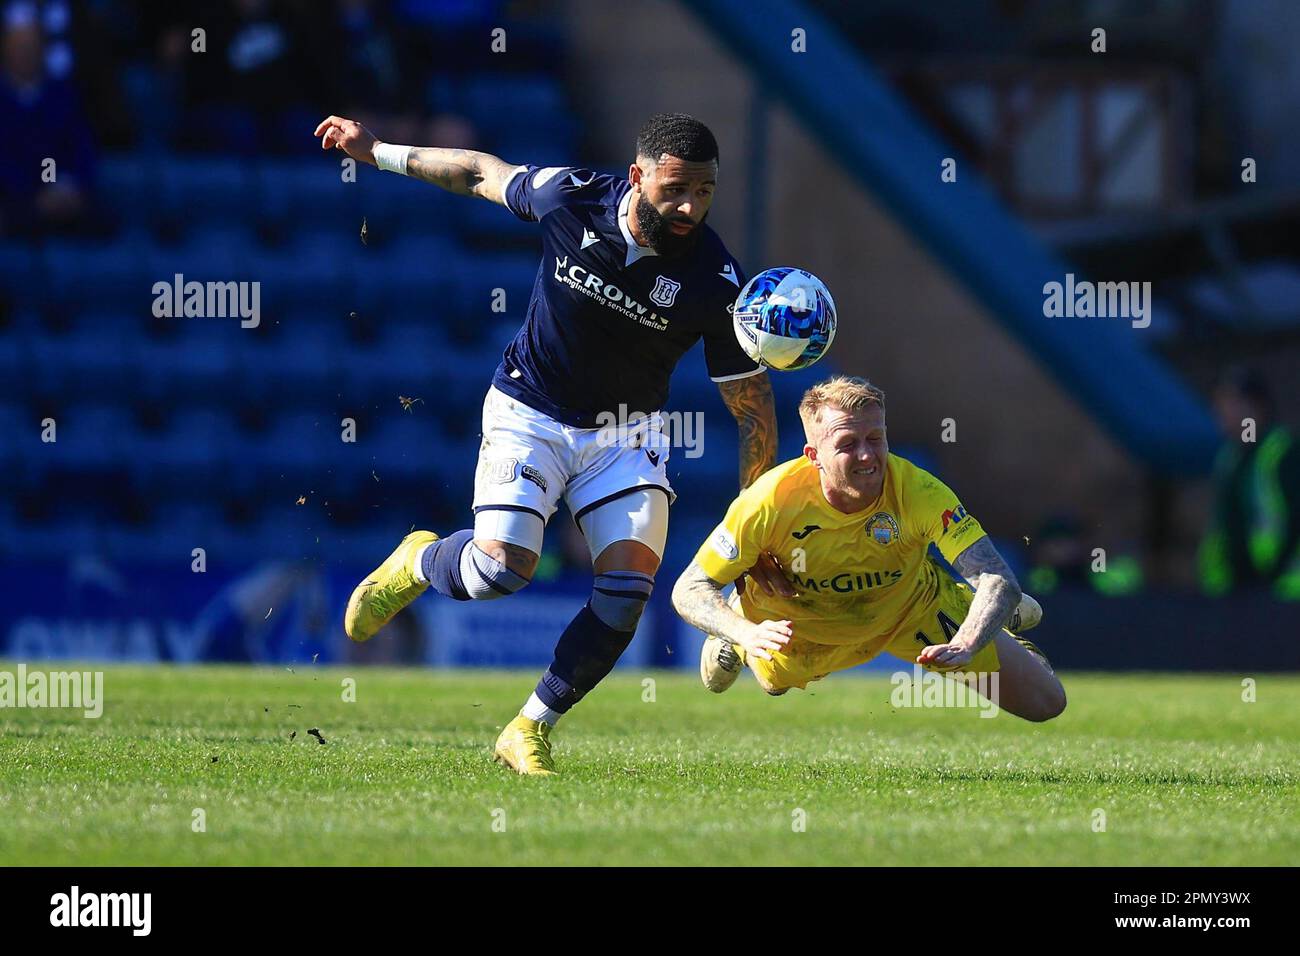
left=732, top=267, right=837, bottom=371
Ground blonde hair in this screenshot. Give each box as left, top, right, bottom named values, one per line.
left=798, top=375, right=886, bottom=439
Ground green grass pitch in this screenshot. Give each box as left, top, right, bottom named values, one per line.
left=1, top=663, right=1297, bottom=865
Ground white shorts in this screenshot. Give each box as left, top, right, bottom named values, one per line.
left=471, top=386, right=676, bottom=554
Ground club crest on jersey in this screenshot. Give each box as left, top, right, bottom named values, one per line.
left=482, top=457, right=518, bottom=484
left=649, top=275, right=681, bottom=308
left=865, top=512, right=900, bottom=546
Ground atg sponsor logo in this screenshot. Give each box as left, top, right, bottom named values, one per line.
left=941, top=505, right=970, bottom=531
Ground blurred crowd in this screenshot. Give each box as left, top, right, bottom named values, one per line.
left=0, top=0, right=564, bottom=238
left=1021, top=367, right=1300, bottom=602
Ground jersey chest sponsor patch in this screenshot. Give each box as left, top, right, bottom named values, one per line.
left=551, top=254, right=672, bottom=332
left=780, top=518, right=916, bottom=595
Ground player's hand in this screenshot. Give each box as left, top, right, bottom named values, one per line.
left=738, top=619, right=793, bottom=662
left=736, top=550, right=796, bottom=598
left=313, top=115, right=379, bottom=166
left=916, top=641, right=975, bottom=671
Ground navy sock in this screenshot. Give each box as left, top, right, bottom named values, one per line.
left=420, top=528, right=475, bottom=601
left=534, top=605, right=634, bottom=714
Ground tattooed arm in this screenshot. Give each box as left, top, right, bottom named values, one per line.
left=917, top=536, right=1022, bottom=668
left=402, top=147, right=520, bottom=204
left=671, top=562, right=792, bottom=661
left=717, top=372, right=790, bottom=596
left=313, top=115, right=519, bottom=205
left=717, top=372, right=778, bottom=489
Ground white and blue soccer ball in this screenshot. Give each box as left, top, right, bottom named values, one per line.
left=732, top=267, right=837, bottom=371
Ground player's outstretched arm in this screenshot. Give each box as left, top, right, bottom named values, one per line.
left=672, top=562, right=791, bottom=661
left=919, top=537, right=1023, bottom=669
left=314, top=115, right=519, bottom=205
left=403, top=147, right=519, bottom=204
left=717, top=372, right=778, bottom=489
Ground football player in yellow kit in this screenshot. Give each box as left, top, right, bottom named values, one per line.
left=671, top=375, right=1065, bottom=722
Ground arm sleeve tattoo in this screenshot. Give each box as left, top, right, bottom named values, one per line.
left=951, top=536, right=1023, bottom=654
left=404, top=147, right=518, bottom=205
left=671, top=562, right=754, bottom=645
left=717, top=372, right=778, bottom=489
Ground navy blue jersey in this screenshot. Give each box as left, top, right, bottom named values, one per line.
left=492, top=164, right=762, bottom=427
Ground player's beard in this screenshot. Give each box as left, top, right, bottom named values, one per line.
left=636, top=194, right=707, bottom=258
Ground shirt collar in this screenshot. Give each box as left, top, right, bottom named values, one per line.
left=618, top=186, right=657, bottom=268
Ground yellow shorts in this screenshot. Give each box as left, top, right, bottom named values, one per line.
left=736, top=571, right=1002, bottom=692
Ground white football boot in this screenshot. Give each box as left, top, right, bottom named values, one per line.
left=1008, top=592, right=1043, bottom=634
left=700, top=635, right=744, bottom=693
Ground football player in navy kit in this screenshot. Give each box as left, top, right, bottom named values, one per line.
left=314, top=112, right=780, bottom=774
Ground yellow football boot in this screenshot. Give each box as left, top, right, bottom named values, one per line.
left=493, top=714, right=557, bottom=776
left=344, top=530, right=438, bottom=642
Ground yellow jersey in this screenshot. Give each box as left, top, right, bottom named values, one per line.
left=692, top=453, right=987, bottom=646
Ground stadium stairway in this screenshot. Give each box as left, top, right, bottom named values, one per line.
left=679, top=0, right=1220, bottom=477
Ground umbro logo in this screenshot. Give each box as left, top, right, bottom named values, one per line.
left=719, top=262, right=739, bottom=287
left=791, top=524, right=821, bottom=539
left=581, top=228, right=600, bottom=249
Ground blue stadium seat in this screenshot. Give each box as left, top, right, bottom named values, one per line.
left=53, top=404, right=136, bottom=471
left=449, top=252, right=538, bottom=343
left=456, top=74, right=575, bottom=143
left=134, top=336, right=234, bottom=400
left=143, top=408, right=239, bottom=478
left=249, top=234, right=360, bottom=314
left=368, top=413, right=441, bottom=481
left=255, top=159, right=363, bottom=231
left=168, top=224, right=258, bottom=271
left=0, top=402, right=27, bottom=469
left=40, top=238, right=151, bottom=309
left=0, top=336, right=28, bottom=402
left=358, top=171, right=463, bottom=238
left=458, top=193, right=537, bottom=244
left=361, top=235, right=459, bottom=309
left=234, top=314, right=345, bottom=402
left=97, top=155, right=158, bottom=230
left=258, top=411, right=341, bottom=474
left=158, top=158, right=256, bottom=223
left=248, top=507, right=324, bottom=560
left=29, top=330, right=138, bottom=399
left=1, top=515, right=102, bottom=562
left=0, top=241, right=38, bottom=305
